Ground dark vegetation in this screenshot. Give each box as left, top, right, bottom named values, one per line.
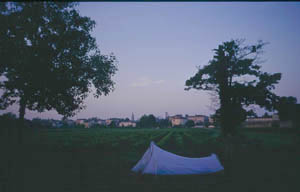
left=185, top=39, right=283, bottom=136
left=1, top=116, right=299, bottom=192
left=0, top=2, right=117, bottom=120
left=137, top=114, right=157, bottom=128
left=185, top=120, right=195, bottom=127
left=275, top=96, right=300, bottom=123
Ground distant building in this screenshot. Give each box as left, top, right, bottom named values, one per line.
left=105, top=119, right=112, bottom=125
left=86, top=118, right=99, bottom=127
left=168, top=114, right=182, bottom=122
left=61, top=119, right=75, bottom=127
left=64, top=119, right=75, bottom=126
left=168, top=114, right=209, bottom=127
left=97, top=119, right=106, bottom=125
left=208, top=117, right=214, bottom=124
left=75, top=119, right=93, bottom=128
left=280, top=121, right=293, bottom=128
left=169, top=115, right=187, bottom=126
left=187, top=115, right=208, bottom=124
left=193, top=125, right=205, bottom=128
left=119, top=121, right=136, bottom=127
left=244, top=114, right=280, bottom=128
left=83, top=122, right=89, bottom=128
left=76, top=119, right=86, bottom=125
left=165, top=112, right=169, bottom=119
left=172, top=118, right=187, bottom=126
left=106, top=118, right=122, bottom=126
left=50, top=119, right=63, bottom=128
left=131, top=113, right=135, bottom=122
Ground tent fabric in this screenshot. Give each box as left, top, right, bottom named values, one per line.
left=131, top=141, right=224, bottom=175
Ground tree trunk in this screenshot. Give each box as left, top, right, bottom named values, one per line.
left=224, top=137, right=234, bottom=179
left=19, top=97, right=26, bottom=121
left=219, top=82, right=235, bottom=178
left=18, top=97, right=27, bottom=145
left=220, top=92, right=232, bottom=137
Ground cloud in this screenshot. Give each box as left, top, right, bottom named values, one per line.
left=130, top=77, right=165, bottom=87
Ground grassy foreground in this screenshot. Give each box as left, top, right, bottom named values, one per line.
left=1, top=127, right=300, bottom=192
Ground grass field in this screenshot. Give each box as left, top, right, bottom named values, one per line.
left=1, top=127, right=300, bottom=192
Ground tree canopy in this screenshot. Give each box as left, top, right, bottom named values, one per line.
left=185, top=120, right=195, bottom=128
left=157, top=119, right=171, bottom=128
left=275, top=96, right=297, bottom=121
left=138, top=114, right=157, bottom=128
left=0, top=2, right=117, bottom=119
left=185, top=39, right=281, bottom=136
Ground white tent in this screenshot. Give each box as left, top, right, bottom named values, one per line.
left=132, top=141, right=224, bottom=175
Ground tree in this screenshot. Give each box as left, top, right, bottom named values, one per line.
left=32, top=118, right=52, bottom=128
left=294, top=104, right=300, bottom=128
left=0, top=112, right=17, bottom=120
left=108, top=121, right=117, bottom=128
left=185, top=120, right=195, bottom=128
left=138, top=114, right=157, bottom=128
left=157, top=119, right=171, bottom=128
left=185, top=39, right=281, bottom=136
left=275, top=96, right=297, bottom=121
left=0, top=2, right=117, bottom=120
left=262, top=112, right=271, bottom=118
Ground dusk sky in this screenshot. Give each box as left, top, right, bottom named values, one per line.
left=2, top=2, right=300, bottom=120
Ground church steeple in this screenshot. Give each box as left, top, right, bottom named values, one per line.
left=165, top=112, right=169, bottom=119
left=131, top=112, right=134, bottom=122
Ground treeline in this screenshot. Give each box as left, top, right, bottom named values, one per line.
left=0, top=113, right=172, bottom=129
left=137, top=114, right=171, bottom=128
left=0, top=113, right=78, bottom=129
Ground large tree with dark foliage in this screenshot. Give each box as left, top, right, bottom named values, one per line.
left=157, top=119, right=171, bottom=128
left=185, top=39, right=281, bottom=136
left=138, top=114, right=157, bottom=128
left=0, top=2, right=117, bottom=120
left=185, top=120, right=195, bottom=128
left=275, top=96, right=298, bottom=121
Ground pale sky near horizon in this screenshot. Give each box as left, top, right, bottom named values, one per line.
left=1, top=2, right=300, bottom=120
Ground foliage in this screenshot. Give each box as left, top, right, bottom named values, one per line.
left=32, top=118, right=53, bottom=128
left=275, top=96, right=297, bottom=121
left=157, top=119, right=171, bottom=128
left=185, top=120, right=195, bottom=127
left=262, top=112, right=271, bottom=118
left=0, top=2, right=117, bottom=119
left=294, top=104, right=300, bottom=128
left=185, top=39, right=281, bottom=136
left=108, top=121, right=118, bottom=128
left=137, top=114, right=157, bottom=128
left=0, top=112, right=17, bottom=120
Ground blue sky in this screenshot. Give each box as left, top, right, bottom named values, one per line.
left=2, top=2, right=300, bottom=120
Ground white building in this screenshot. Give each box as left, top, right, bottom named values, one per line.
left=187, top=115, right=207, bottom=124
left=169, top=114, right=208, bottom=127
left=169, top=115, right=187, bottom=126
left=76, top=119, right=86, bottom=125
left=244, top=114, right=280, bottom=128
left=119, top=121, right=136, bottom=127
left=97, top=119, right=106, bottom=125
